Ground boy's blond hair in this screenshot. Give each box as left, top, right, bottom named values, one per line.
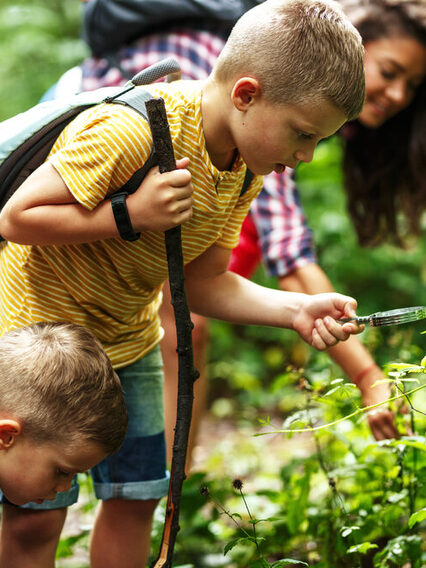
left=214, top=0, right=366, bottom=120
left=0, top=322, right=127, bottom=454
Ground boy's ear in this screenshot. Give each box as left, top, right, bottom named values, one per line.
left=231, top=77, right=261, bottom=110
left=0, top=420, right=21, bottom=449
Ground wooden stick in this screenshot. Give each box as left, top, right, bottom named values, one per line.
left=146, top=97, right=199, bottom=568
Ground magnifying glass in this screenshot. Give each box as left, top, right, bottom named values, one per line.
left=339, top=306, right=426, bottom=327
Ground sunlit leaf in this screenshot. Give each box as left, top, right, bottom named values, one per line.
left=347, top=542, right=378, bottom=555
left=408, top=508, right=426, bottom=528
left=340, top=526, right=360, bottom=538
left=271, top=559, right=309, bottom=567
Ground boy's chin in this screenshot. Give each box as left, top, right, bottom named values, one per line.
left=3, top=492, right=42, bottom=506
left=257, top=165, right=286, bottom=176
left=3, top=493, right=25, bottom=506
left=250, top=165, right=286, bottom=176
left=273, top=164, right=286, bottom=175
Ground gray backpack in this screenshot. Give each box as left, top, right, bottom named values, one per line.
left=0, top=56, right=253, bottom=240
left=0, top=58, right=181, bottom=227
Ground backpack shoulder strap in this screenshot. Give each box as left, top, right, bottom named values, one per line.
left=109, top=87, right=158, bottom=195
left=110, top=81, right=254, bottom=199
left=111, top=85, right=154, bottom=114
left=104, top=58, right=181, bottom=194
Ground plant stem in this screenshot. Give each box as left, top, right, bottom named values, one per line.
left=258, top=383, right=426, bottom=435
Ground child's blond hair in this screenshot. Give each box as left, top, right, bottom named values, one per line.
left=214, top=0, right=366, bottom=120
left=0, top=322, right=127, bottom=454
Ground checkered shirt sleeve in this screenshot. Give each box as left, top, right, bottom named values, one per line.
left=250, top=170, right=317, bottom=278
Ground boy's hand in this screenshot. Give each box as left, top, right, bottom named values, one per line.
left=293, top=293, right=363, bottom=351
left=127, top=157, right=193, bottom=232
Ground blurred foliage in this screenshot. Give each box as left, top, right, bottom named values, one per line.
left=0, top=0, right=88, bottom=120
left=152, top=364, right=425, bottom=568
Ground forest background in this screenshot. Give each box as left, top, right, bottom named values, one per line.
left=0, top=2, right=425, bottom=567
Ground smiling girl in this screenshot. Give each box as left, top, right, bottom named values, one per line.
left=341, top=0, right=426, bottom=246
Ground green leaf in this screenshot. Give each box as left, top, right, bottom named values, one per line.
left=323, top=383, right=356, bottom=399
left=341, top=526, right=361, bottom=538
left=258, top=415, right=272, bottom=426
left=330, top=378, right=345, bottom=385
left=385, top=362, right=421, bottom=370
left=271, top=559, right=309, bottom=567
left=347, top=542, right=379, bottom=555
left=374, top=535, right=422, bottom=565
left=224, top=537, right=255, bottom=555
left=224, top=538, right=243, bottom=555
left=286, top=466, right=313, bottom=535
left=408, top=508, right=426, bottom=528
left=384, top=437, right=426, bottom=452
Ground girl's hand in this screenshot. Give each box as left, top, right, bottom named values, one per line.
left=361, top=381, right=400, bottom=440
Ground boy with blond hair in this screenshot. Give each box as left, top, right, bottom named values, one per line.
left=0, top=0, right=365, bottom=565
left=0, top=321, right=127, bottom=506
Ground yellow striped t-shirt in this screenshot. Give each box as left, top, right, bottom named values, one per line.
left=0, top=80, right=262, bottom=368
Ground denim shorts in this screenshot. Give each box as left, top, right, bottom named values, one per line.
left=1, top=345, right=170, bottom=510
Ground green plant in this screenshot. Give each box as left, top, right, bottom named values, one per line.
left=0, top=0, right=88, bottom=121
left=199, top=479, right=309, bottom=568
left=205, top=355, right=425, bottom=567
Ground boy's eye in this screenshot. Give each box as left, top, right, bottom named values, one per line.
left=57, top=469, right=72, bottom=477
left=297, top=131, right=314, bottom=141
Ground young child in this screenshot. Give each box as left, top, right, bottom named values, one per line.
left=0, top=321, right=128, bottom=507
left=0, top=1, right=366, bottom=566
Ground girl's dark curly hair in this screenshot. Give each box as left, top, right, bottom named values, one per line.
left=341, top=0, right=426, bottom=246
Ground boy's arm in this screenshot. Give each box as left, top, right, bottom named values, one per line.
left=279, top=263, right=398, bottom=440
left=0, top=159, right=193, bottom=245
left=185, top=244, right=362, bottom=352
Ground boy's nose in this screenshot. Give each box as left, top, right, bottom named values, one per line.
left=294, top=147, right=314, bottom=164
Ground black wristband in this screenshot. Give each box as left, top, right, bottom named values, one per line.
left=110, top=192, right=141, bottom=242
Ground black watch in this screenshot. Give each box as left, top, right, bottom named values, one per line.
left=110, top=192, right=141, bottom=242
